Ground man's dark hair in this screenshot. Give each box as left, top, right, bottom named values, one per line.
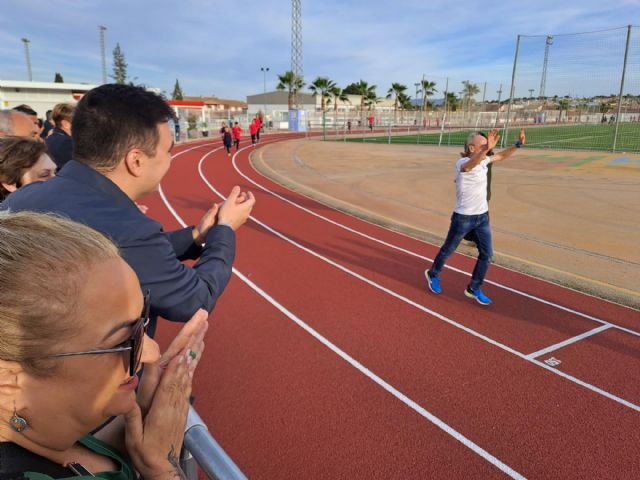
left=13, top=104, right=38, bottom=117
left=72, top=84, right=176, bottom=171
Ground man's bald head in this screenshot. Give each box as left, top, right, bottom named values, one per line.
left=0, top=110, right=41, bottom=140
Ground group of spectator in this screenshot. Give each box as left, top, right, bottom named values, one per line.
left=0, top=84, right=255, bottom=478
left=0, top=102, right=77, bottom=201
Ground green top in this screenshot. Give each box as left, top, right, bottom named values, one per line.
left=23, top=435, right=134, bottom=480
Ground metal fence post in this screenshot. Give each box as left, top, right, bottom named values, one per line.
left=438, top=77, right=449, bottom=146
left=502, top=34, right=521, bottom=148
left=612, top=25, right=632, bottom=152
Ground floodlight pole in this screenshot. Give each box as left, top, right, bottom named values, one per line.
left=495, top=84, right=503, bottom=128
left=502, top=34, right=521, bottom=147
left=291, top=0, right=303, bottom=108
left=476, top=81, right=486, bottom=128
left=21, top=38, right=32, bottom=81
left=261, top=66, right=269, bottom=121
left=438, top=77, right=448, bottom=146
left=612, top=25, right=632, bottom=152
left=414, top=82, right=420, bottom=121
left=99, top=25, right=107, bottom=84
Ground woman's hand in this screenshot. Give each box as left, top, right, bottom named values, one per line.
left=137, top=309, right=208, bottom=415
left=124, top=348, right=196, bottom=479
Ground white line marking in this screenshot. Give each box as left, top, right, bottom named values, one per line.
left=196, top=145, right=640, bottom=414
left=231, top=145, right=640, bottom=338
left=158, top=168, right=526, bottom=479
left=526, top=325, right=612, bottom=359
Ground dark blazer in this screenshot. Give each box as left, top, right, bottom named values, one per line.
left=45, top=127, right=74, bottom=170
left=1, top=161, right=235, bottom=336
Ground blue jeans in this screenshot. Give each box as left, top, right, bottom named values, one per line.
left=430, top=212, right=493, bottom=290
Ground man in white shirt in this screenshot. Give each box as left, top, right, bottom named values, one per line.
left=425, top=128, right=526, bottom=305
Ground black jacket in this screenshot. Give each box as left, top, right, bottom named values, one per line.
left=45, top=127, right=73, bottom=170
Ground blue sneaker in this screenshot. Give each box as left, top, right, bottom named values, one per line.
left=464, top=287, right=492, bottom=306
left=425, top=270, right=441, bottom=294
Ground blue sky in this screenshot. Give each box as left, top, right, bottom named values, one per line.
left=1, top=0, right=638, bottom=101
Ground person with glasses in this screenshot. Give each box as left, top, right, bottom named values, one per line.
left=425, top=128, right=526, bottom=306
left=0, top=210, right=207, bottom=478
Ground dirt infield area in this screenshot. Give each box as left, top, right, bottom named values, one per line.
left=252, top=139, right=640, bottom=309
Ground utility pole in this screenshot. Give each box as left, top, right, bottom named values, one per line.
left=21, top=38, right=32, bottom=81
left=99, top=25, right=107, bottom=84
left=261, top=66, right=269, bottom=120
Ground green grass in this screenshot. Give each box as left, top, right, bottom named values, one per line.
left=342, top=123, right=640, bottom=152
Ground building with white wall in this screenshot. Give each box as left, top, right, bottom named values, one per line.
left=0, top=80, right=98, bottom=116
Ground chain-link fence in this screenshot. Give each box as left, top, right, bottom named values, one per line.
left=308, top=26, right=639, bottom=152
left=498, top=25, right=640, bottom=152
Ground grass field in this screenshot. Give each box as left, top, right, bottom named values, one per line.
left=343, top=123, right=640, bottom=152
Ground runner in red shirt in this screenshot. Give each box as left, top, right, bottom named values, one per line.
left=249, top=120, right=258, bottom=147
left=232, top=122, right=242, bottom=151
left=367, top=115, right=374, bottom=131
left=254, top=115, right=263, bottom=143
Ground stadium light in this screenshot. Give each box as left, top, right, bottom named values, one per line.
left=21, top=38, right=32, bottom=81
left=99, top=25, right=107, bottom=84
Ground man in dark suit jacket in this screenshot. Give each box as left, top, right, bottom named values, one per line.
left=2, top=84, right=255, bottom=336
left=45, top=103, right=75, bottom=170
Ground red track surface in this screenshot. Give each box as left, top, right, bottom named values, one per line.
left=146, top=135, right=640, bottom=479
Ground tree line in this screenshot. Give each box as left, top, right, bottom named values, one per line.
left=271, top=71, right=493, bottom=119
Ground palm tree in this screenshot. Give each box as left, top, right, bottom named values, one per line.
left=418, top=79, right=437, bottom=115
left=461, top=80, right=480, bottom=116
left=386, top=82, right=408, bottom=122
left=309, top=76, right=336, bottom=112
left=557, top=98, right=569, bottom=122
left=444, top=92, right=459, bottom=113
left=398, top=92, right=412, bottom=123
left=327, top=85, right=350, bottom=116
left=364, top=90, right=379, bottom=111
left=352, top=80, right=377, bottom=114
left=276, top=70, right=305, bottom=109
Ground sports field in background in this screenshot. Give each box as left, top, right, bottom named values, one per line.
left=343, top=123, right=640, bottom=152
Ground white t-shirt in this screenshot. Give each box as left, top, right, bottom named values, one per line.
left=454, top=156, right=492, bottom=215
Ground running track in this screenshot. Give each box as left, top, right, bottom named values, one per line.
left=146, top=135, right=640, bottom=479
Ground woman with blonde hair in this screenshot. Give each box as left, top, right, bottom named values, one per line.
left=0, top=210, right=207, bottom=478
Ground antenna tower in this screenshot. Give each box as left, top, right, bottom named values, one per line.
left=99, top=25, right=108, bottom=84
left=291, top=0, right=303, bottom=107
left=539, top=35, right=554, bottom=99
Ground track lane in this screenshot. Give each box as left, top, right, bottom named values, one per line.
left=152, top=142, right=520, bottom=478
left=154, top=138, right=640, bottom=478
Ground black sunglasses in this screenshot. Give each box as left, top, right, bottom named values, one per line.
left=48, top=290, right=151, bottom=377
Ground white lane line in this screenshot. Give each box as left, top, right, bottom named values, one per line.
left=197, top=146, right=640, bottom=414
left=159, top=164, right=526, bottom=480
left=526, top=325, right=613, bottom=360
left=233, top=146, right=640, bottom=338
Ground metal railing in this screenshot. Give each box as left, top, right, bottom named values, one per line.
left=181, top=406, right=247, bottom=480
